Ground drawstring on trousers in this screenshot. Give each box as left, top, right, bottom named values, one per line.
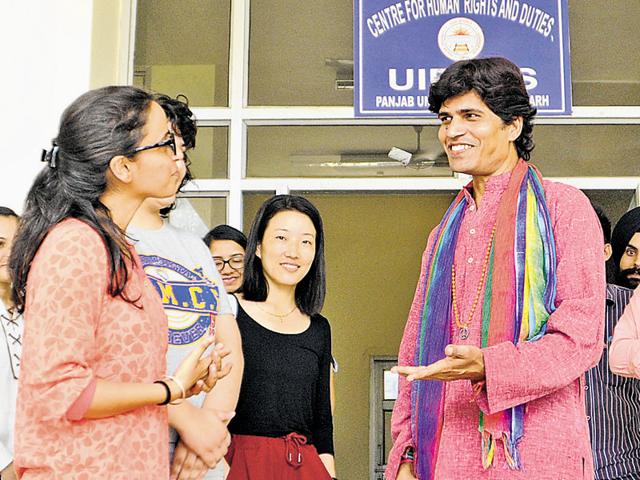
left=284, top=432, right=307, bottom=468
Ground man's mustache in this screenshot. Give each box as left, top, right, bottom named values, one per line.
left=617, top=267, right=640, bottom=289
left=620, top=267, right=640, bottom=277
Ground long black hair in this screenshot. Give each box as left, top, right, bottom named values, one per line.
left=428, top=57, right=537, bottom=161
left=242, top=195, right=326, bottom=316
left=10, top=86, right=155, bottom=312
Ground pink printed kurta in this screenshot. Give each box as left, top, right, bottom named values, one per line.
left=387, top=164, right=606, bottom=479
left=15, top=219, right=169, bottom=479
left=610, top=287, right=640, bottom=377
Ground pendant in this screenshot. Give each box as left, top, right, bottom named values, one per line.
left=459, top=326, right=469, bottom=340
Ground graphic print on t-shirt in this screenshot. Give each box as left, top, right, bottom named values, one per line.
left=139, top=254, right=221, bottom=347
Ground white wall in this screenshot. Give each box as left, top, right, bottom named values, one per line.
left=0, top=1, right=94, bottom=213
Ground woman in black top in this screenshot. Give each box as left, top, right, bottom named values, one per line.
left=227, top=195, right=336, bottom=480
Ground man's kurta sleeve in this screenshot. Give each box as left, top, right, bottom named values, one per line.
left=386, top=233, right=435, bottom=479
left=476, top=184, right=606, bottom=414
left=609, top=288, right=640, bottom=377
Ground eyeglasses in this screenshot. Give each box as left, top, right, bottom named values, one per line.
left=213, top=255, right=244, bottom=272
left=128, top=134, right=177, bottom=156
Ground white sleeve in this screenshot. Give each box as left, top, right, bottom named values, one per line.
left=210, top=268, right=233, bottom=316
left=194, top=240, right=234, bottom=316
left=227, top=294, right=238, bottom=317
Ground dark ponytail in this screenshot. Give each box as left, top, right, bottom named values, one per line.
left=10, top=86, right=154, bottom=312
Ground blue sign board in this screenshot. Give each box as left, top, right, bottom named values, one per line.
left=354, top=0, right=572, bottom=116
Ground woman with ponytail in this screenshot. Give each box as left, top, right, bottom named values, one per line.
left=9, top=86, right=222, bottom=479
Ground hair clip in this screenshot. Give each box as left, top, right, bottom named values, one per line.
left=40, top=143, right=59, bottom=169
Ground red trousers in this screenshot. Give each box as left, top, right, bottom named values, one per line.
left=226, top=433, right=332, bottom=480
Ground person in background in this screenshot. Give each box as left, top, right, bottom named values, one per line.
left=204, top=225, right=247, bottom=295
left=609, top=209, right=640, bottom=382
left=0, top=207, right=20, bottom=480
left=128, top=94, right=243, bottom=480
left=227, top=195, right=336, bottom=480
left=586, top=203, right=640, bottom=479
left=9, top=86, right=221, bottom=479
left=611, top=207, right=640, bottom=290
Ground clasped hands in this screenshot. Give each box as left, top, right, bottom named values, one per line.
left=170, top=341, right=234, bottom=480
left=174, top=339, right=233, bottom=399
left=392, top=344, right=486, bottom=382
left=170, top=405, right=234, bottom=480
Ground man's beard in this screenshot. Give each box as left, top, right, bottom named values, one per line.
left=616, top=267, right=640, bottom=289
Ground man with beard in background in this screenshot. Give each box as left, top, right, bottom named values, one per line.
left=611, top=207, right=640, bottom=290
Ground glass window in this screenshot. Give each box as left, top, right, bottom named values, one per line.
left=173, top=196, right=227, bottom=236
left=569, top=0, right=640, bottom=106
left=248, top=0, right=639, bottom=106
left=134, top=0, right=231, bottom=106
left=247, top=125, right=452, bottom=177
left=248, top=0, right=353, bottom=106
left=582, top=190, right=637, bottom=226
left=243, top=192, right=275, bottom=228
left=383, top=410, right=393, bottom=468
left=247, top=124, right=640, bottom=178
left=530, top=124, right=640, bottom=176
left=190, top=126, right=228, bottom=179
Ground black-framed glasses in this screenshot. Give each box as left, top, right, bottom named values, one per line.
left=213, top=255, right=245, bottom=272
left=129, top=134, right=177, bottom=156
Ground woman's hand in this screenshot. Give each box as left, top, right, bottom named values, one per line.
left=171, top=402, right=233, bottom=469
left=204, top=343, right=233, bottom=392
left=171, top=338, right=232, bottom=399
left=392, top=345, right=485, bottom=382
left=170, top=441, right=209, bottom=480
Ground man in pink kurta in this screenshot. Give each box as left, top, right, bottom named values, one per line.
left=388, top=58, right=605, bottom=480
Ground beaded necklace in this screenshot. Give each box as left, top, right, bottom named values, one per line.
left=451, top=225, right=496, bottom=340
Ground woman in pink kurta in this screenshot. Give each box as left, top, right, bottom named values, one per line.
left=15, top=219, right=169, bottom=478
left=10, top=86, right=219, bottom=479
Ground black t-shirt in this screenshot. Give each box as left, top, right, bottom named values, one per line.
left=228, top=302, right=334, bottom=455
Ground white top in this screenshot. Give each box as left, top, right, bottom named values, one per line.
left=127, top=221, right=232, bottom=480
left=0, top=299, right=22, bottom=471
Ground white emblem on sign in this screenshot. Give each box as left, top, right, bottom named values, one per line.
left=438, top=17, right=485, bottom=61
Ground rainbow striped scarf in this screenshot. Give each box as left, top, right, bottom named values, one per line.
left=411, top=161, right=557, bottom=479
